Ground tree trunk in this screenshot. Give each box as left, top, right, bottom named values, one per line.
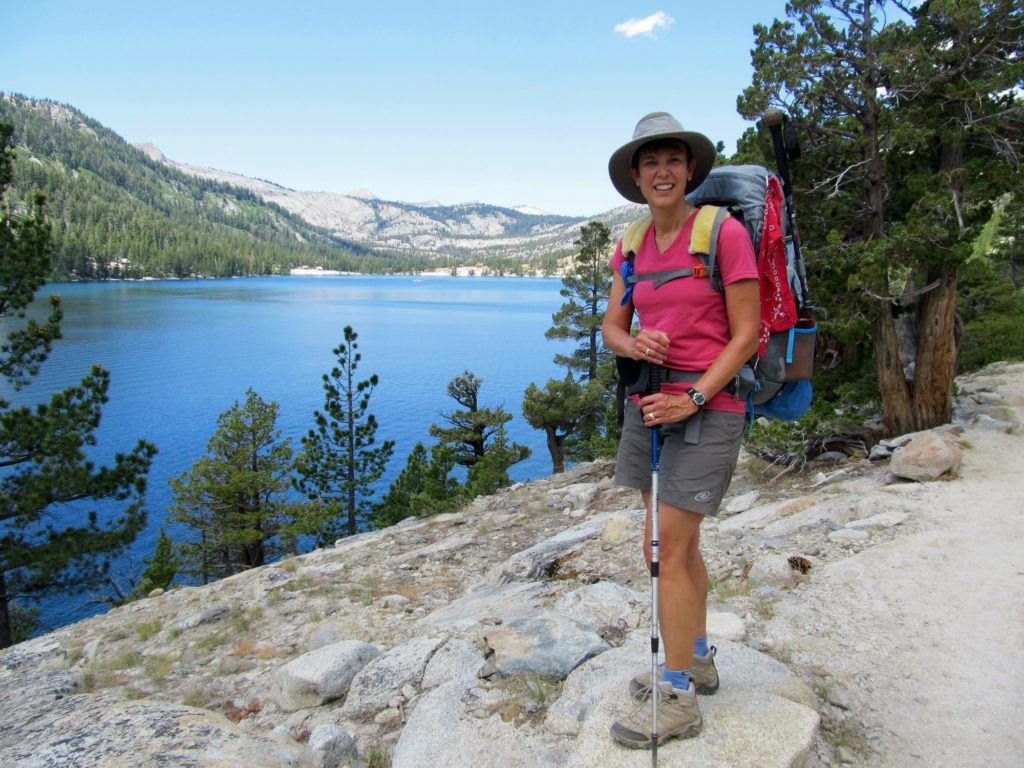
left=0, top=570, right=12, bottom=649
left=876, top=267, right=958, bottom=435
left=545, top=428, right=565, bottom=474
left=876, top=305, right=916, bottom=434
left=912, top=266, right=958, bottom=428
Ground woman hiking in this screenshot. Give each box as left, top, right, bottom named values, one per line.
left=601, top=112, right=760, bottom=749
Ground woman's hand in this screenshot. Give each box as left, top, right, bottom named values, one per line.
left=637, top=392, right=698, bottom=426
left=631, top=329, right=669, bottom=365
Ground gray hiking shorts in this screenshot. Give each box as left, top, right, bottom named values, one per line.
left=614, top=405, right=745, bottom=516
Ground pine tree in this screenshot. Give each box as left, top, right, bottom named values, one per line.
left=133, top=528, right=178, bottom=597
left=545, top=222, right=613, bottom=382
left=0, top=123, right=157, bottom=647
left=295, top=326, right=394, bottom=541
left=372, top=442, right=460, bottom=528
left=522, top=222, right=615, bottom=471
left=429, top=371, right=528, bottom=470
left=169, top=389, right=292, bottom=583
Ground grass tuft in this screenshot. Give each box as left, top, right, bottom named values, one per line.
left=135, top=619, right=163, bottom=641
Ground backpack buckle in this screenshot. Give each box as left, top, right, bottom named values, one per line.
left=691, top=264, right=707, bottom=278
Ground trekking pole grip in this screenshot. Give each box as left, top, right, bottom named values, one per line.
left=648, top=363, right=662, bottom=395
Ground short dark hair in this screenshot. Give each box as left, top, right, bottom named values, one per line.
left=630, top=138, right=692, bottom=170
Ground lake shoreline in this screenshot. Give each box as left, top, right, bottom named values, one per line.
left=44, top=271, right=565, bottom=285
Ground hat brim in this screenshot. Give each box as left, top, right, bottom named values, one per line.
left=608, top=130, right=717, bottom=204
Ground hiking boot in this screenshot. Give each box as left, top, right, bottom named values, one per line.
left=629, top=646, right=719, bottom=700
left=610, top=680, right=703, bottom=749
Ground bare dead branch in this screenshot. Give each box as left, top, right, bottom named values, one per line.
left=864, top=280, right=942, bottom=304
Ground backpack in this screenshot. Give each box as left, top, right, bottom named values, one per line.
left=616, top=164, right=815, bottom=423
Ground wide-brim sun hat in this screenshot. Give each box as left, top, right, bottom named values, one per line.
left=608, top=111, right=716, bottom=204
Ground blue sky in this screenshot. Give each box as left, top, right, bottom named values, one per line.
left=3, top=1, right=785, bottom=216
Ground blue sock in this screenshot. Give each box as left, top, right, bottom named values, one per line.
left=694, top=636, right=709, bottom=657
left=662, top=666, right=691, bottom=691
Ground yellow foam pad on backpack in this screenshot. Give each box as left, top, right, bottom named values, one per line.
left=621, top=206, right=729, bottom=258
left=622, top=216, right=652, bottom=256
left=689, top=205, right=728, bottom=256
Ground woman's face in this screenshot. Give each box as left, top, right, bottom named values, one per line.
left=629, top=143, right=695, bottom=209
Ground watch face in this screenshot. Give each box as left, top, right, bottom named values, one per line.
left=688, top=387, right=706, bottom=406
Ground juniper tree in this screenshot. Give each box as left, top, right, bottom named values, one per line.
left=170, top=389, right=292, bottom=582
left=429, top=370, right=528, bottom=471
left=522, top=375, right=605, bottom=474
left=0, top=123, right=156, bottom=647
left=738, top=0, right=1023, bottom=433
left=295, top=326, right=394, bottom=541
left=464, top=424, right=531, bottom=497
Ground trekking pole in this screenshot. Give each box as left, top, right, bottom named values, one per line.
left=764, top=109, right=810, bottom=309
left=647, top=363, right=663, bottom=765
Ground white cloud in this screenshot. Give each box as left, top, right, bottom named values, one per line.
left=614, top=11, right=675, bottom=39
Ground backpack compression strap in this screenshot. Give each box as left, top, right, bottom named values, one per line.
left=622, top=206, right=730, bottom=291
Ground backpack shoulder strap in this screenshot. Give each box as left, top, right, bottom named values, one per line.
left=622, top=215, right=652, bottom=258
left=689, top=205, right=730, bottom=294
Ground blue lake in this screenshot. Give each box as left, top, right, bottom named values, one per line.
left=9, top=275, right=572, bottom=630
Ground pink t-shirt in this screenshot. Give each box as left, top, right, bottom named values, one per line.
left=610, top=213, right=759, bottom=414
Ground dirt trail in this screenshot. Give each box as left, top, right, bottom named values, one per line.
left=764, top=366, right=1024, bottom=767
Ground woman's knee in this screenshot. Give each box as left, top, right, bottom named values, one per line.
left=656, top=506, right=703, bottom=564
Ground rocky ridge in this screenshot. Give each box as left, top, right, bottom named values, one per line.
left=1, top=362, right=1021, bottom=767
left=136, top=143, right=642, bottom=259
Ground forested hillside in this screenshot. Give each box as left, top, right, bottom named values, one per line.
left=0, top=93, right=423, bottom=279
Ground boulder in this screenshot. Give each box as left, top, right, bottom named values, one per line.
left=381, top=594, right=411, bottom=609
left=846, top=511, right=908, bottom=530
left=545, top=632, right=646, bottom=736
left=484, top=611, right=610, bottom=679
left=747, top=554, right=808, bottom=589
left=869, top=444, right=892, bottom=461
left=600, top=512, right=639, bottom=547
left=299, top=724, right=355, bottom=768
left=171, top=604, right=229, bottom=632
left=551, top=638, right=819, bottom=767
left=890, top=432, right=961, bottom=481
left=418, top=581, right=552, bottom=631
left=340, top=635, right=444, bottom=719
left=484, top=516, right=608, bottom=585
left=723, top=490, right=760, bottom=515
left=0, top=669, right=302, bottom=767
left=547, top=482, right=600, bottom=510
left=392, top=680, right=550, bottom=768
left=421, top=637, right=484, bottom=689
left=707, top=610, right=747, bottom=642
left=719, top=497, right=816, bottom=533
left=972, top=413, right=1018, bottom=433
left=553, top=583, right=645, bottom=630
left=272, top=640, right=380, bottom=712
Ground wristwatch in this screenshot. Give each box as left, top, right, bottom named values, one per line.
left=686, top=387, right=707, bottom=409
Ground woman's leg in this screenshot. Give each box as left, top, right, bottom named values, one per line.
left=642, top=490, right=705, bottom=672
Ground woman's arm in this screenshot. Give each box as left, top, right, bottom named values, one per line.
left=639, top=278, right=759, bottom=426
left=692, top=278, right=760, bottom=396
left=602, top=270, right=671, bottom=364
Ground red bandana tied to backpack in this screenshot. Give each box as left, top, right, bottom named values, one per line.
left=757, top=176, right=797, bottom=356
